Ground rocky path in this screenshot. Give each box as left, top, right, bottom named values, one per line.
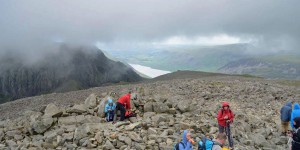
left=0, top=76, right=299, bottom=149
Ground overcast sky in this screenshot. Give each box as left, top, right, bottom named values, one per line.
left=0, top=0, right=299, bottom=53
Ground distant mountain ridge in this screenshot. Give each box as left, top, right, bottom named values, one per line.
left=0, top=45, right=143, bottom=103
left=218, top=55, right=300, bottom=80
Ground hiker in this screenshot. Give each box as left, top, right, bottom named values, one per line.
left=114, top=91, right=132, bottom=122
left=288, top=117, right=300, bottom=150
left=217, top=102, right=234, bottom=133
left=198, top=133, right=227, bottom=150
left=212, top=133, right=227, bottom=150
left=174, top=130, right=194, bottom=150
left=280, top=102, right=292, bottom=135
left=291, top=103, right=300, bottom=130
left=104, top=99, right=116, bottom=122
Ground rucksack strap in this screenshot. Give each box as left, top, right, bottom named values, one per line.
left=180, top=141, right=186, bottom=148
left=201, top=137, right=207, bottom=149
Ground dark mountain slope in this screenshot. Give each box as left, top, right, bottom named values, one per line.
left=0, top=45, right=143, bottom=103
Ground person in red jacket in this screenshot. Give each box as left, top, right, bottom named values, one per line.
left=217, top=101, right=234, bottom=133
left=114, top=91, right=131, bottom=122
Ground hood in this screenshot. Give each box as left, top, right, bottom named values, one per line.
left=294, top=103, right=300, bottom=110
left=182, top=130, right=188, bottom=144
left=285, top=102, right=292, bottom=108
left=294, top=117, right=300, bottom=126
left=222, top=102, right=230, bottom=108
left=108, top=99, right=113, bottom=104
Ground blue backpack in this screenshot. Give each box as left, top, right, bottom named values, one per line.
left=198, top=137, right=215, bottom=150
left=174, top=141, right=185, bottom=150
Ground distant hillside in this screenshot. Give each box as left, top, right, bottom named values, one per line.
left=108, top=44, right=248, bottom=72
left=218, top=55, right=300, bottom=80
left=0, top=45, right=143, bottom=103
left=107, top=44, right=300, bottom=80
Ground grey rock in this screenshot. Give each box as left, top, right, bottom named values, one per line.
left=125, top=122, right=141, bottom=131
left=85, top=93, right=97, bottom=109
left=95, top=131, right=103, bottom=144
left=128, top=132, right=142, bottom=142
left=67, top=104, right=87, bottom=114
left=152, top=115, right=166, bottom=125
left=58, top=116, right=76, bottom=125
left=6, top=140, right=17, bottom=148
left=32, top=117, right=54, bottom=134
left=153, top=102, right=169, bottom=113
left=177, top=101, right=189, bottom=113
left=115, top=121, right=131, bottom=128
left=148, top=128, right=157, bottom=135
left=144, top=102, right=153, bottom=112
left=44, top=103, right=63, bottom=117
left=104, top=140, right=115, bottom=149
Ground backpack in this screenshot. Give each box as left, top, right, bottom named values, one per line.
left=174, top=141, right=185, bottom=150
left=198, top=137, right=215, bottom=150
left=220, top=108, right=232, bottom=116
left=125, top=111, right=137, bottom=119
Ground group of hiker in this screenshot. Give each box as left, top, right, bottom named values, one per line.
left=101, top=91, right=134, bottom=123
left=100, top=91, right=235, bottom=150
left=280, top=101, right=300, bottom=150
left=175, top=102, right=234, bottom=150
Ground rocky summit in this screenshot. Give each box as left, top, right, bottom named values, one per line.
left=0, top=74, right=299, bottom=150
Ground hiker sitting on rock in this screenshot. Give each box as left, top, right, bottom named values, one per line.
left=175, top=130, right=194, bottom=150
left=104, top=99, right=116, bottom=122
left=198, top=133, right=227, bottom=150
left=217, top=102, right=234, bottom=133
left=212, top=133, right=228, bottom=150
left=114, top=91, right=132, bottom=122
left=288, top=117, right=300, bottom=150
left=280, top=101, right=292, bottom=136
left=291, top=103, right=300, bottom=130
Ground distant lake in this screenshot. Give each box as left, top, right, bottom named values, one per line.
left=129, top=64, right=171, bottom=78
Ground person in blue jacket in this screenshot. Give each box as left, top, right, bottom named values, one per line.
left=280, top=102, right=292, bottom=135
left=178, top=130, right=193, bottom=150
left=104, top=99, right=116, bottom=122
left=291, top=103, right=300, bottom=130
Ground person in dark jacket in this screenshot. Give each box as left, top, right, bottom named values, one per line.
left=280, top=102, right=292, bottom=135
left=288, top=117, right=300, bottom=150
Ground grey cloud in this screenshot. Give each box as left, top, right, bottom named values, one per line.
left=0, top=0, right=299, bottom=53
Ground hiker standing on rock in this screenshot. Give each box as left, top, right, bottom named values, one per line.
left=114, top=91, right=132, bottom=122
left=288, top=117, right=300, bottom=150
left=290, top=103, right=300, bottom=130
left=217, top=102, right=234, bottom=133
left=280, top=102, right=292, bottom=136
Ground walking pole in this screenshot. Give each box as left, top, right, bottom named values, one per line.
left=226, top=121, right=234, bottom=149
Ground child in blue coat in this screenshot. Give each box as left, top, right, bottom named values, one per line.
left=104, top=99, right=116, bottom=122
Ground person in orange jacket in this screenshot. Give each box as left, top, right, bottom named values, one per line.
left=113, top=91, right=132, bottom=122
